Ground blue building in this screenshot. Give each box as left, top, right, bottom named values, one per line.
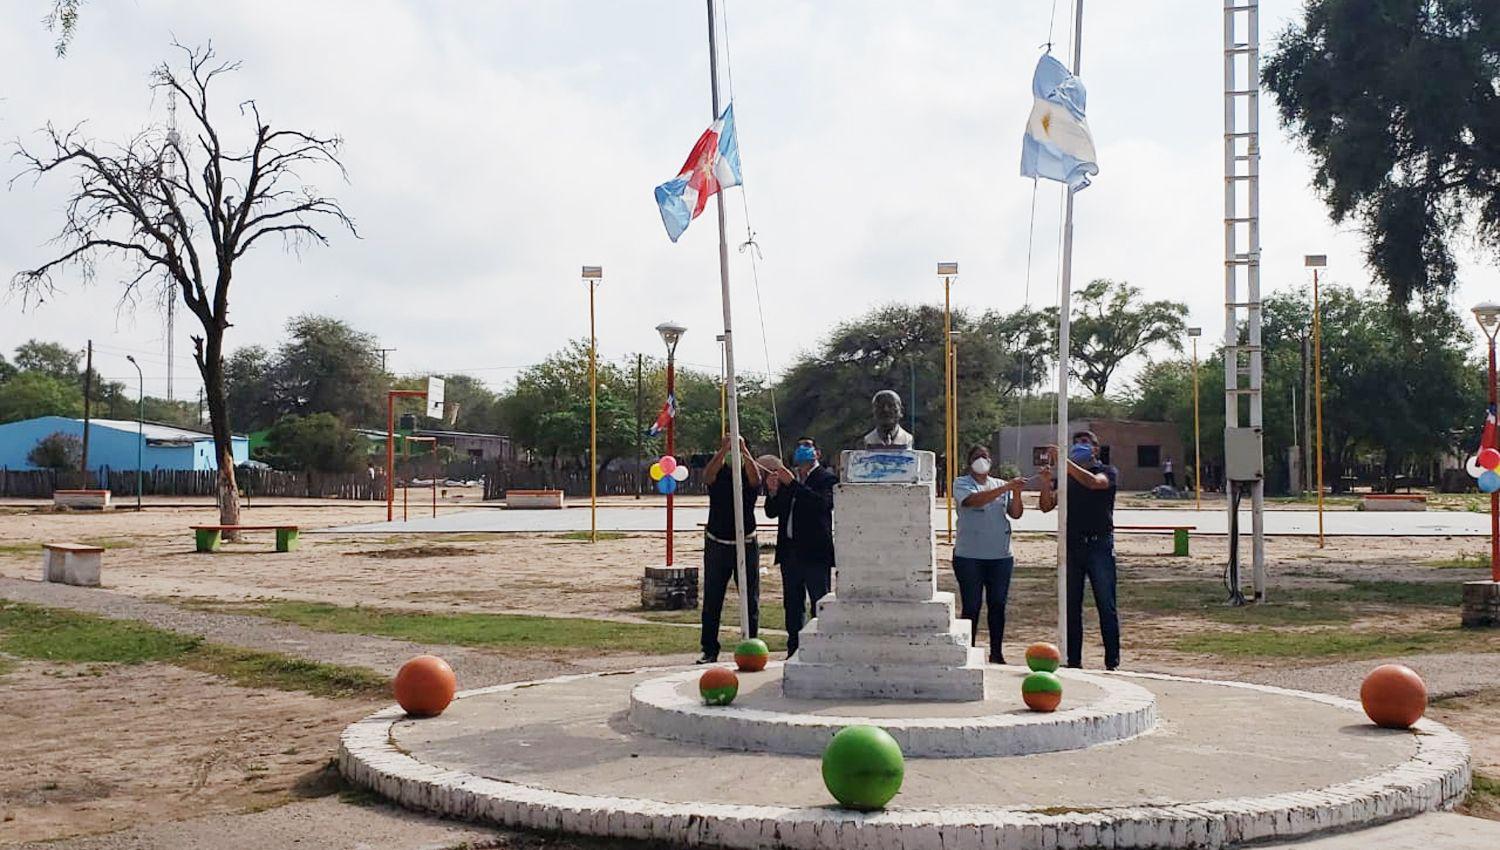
left=0, top=416, right=249, bottom=471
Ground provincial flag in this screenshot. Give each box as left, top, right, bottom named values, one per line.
left=1020, top=54, right=1099, bottom=190
left=654, top=104, right=743, bottom=242
left=647, top=393, right=677, bottom=438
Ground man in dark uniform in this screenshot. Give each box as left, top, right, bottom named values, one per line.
left=698, top=434, right=761, bottom=664
left=764, top=436, right=837, bottom=658
left=1038, top=429, right=1121, bottom=670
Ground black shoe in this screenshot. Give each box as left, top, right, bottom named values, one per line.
left=1066, top=662, right=1082, bottom=669
left=1106, top=664, right=1120, bottom=672
left=989, top=655, right=1007, bottom=666
left=695, top=653, right=718, bottom=665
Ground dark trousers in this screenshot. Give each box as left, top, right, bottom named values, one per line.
left=701, top=538, right=759, bottom=657
left=952, top=555, right=1014, bottom=662
left=1066, top=535, right=1120, bottom=669
left=780, top=552, right=831, bottom=656
left=1164, top=471, right=1176, bottom=487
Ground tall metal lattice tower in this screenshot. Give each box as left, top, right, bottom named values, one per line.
left=165, top=89, right=180, bottom=403
left=1223, top=0, right=1266, bottom=601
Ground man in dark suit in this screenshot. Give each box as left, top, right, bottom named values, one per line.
left=764, top=436, right=837, bottom=658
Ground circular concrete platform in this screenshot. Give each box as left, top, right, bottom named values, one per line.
left=627, top=662, right=1157, bottom=756
left=339, top=667, right=1471, bottom=849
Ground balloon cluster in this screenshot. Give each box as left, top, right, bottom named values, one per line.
left=650, top=455, right=690, bottom=494
left=1468, top=447, right=1500, bottom=493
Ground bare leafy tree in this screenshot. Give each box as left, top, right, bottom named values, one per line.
left=11, top=43, right=356, bottom=527
left=44, top=0, right=83, bottom=57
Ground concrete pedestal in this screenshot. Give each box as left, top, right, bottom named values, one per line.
left=1461, top=580, right=1500, bottom=628
left=782, top=472, right=985, bottom=701
left=641, top=566, right=698, bottom=610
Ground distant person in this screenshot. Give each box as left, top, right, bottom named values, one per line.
left=951, top=445, right=1026, bottom=665
left=1038, top=430, right=1121, bottom=671
left=764, top=437, right=837, bottom=658
left=698, top=434, right=762, bottom=664
left=1163, top=456, right=1176, bottom=489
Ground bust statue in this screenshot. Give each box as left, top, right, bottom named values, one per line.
left=863, top=390, right=915, bottom=449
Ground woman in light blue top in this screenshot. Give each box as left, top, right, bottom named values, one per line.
left=952, top=444, right=1025, bottom=664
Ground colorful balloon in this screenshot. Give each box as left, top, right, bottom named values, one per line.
left=657, top=476, right=678, bottom=495
left=1467, top=454, right=1486, bottom=479
left=659, top=455, right=678, bottom=475
left=1480, top=448, right=1500, bottom=470
left=649, top=463, right=664, bottom=481
left=672, top=465, right=690, bottom=482
left=1480, top=470, right=1500, bottom=493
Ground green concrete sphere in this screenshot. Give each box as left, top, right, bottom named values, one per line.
left=1024, top=641, right=1061, bottom=673
left=821, top=725, right=905, bottom=810
left=734, top=638, right=770, bottom=672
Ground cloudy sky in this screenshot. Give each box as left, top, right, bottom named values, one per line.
left=1, top=1, right=1495, bottom=401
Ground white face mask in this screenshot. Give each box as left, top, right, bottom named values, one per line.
left=970, top=457, right=991, bottom=476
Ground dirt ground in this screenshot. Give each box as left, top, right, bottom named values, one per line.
left=2, top=496, right=1498, bottom=846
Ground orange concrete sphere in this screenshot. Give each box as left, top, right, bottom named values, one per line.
left=1359, top=664, right=1426, bottom=729
left=394, top=655, right=457, bottom=717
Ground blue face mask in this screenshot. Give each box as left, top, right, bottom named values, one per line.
left=1069, top=443, right=1095, bottom=465
left=793, top=445, right=817, bottom=465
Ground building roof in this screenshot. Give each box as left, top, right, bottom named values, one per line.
left=15, top=416, right=245, bottom=442
left=413, top=428, right=511, bottom=440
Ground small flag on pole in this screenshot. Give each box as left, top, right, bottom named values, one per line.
left=647, top=393, right=677, bottom=437
left=654, top=104, right=742, bottom=242
left=1020, top=54, right=1098, bottom=190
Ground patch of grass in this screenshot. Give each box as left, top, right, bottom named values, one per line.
left=1123, top=579, right=1463, bottom=626
left=351, top=545, right=481, bottom=560
left=1174, top=626, right=1480, bottom=659
left=1425, top=552, right=1491, bottom=570
left=643, top=604, right=789, bottom=633
left=238, top=600, right=784, bottom=654
left=1471, top=772, right=1500, bottom=804
left=0, top=601, right=386, bottom=698
left=555, top=531, right=630, bottom=541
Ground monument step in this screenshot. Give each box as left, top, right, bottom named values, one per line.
left=813, top=592, right=958, bottom=633
left=793, top=634, right=973, bottom=666
left=780, top=655, right=987, bottom=701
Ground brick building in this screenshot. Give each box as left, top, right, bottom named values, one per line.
left=994, top=419, right=1187, bottom=491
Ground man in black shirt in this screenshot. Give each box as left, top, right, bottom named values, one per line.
left=764, top=436, right=837, bottom=657
left=1038, top=429, right=1121, bottom=670
left=698, top=434, right=761, bottom=664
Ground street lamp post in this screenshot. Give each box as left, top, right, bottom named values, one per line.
left=1187, top=328, right=1202, bottom=511
left=583, top=266, right=602, bottom=544
left=1306, top=254, right=1328, bottom=548
left=1474, top=301, right=1500, bottom=582
left=656, top=321, right=686, bottom=567
left=124, top=355, right=144, bottom=511
left=939, top=262, right=958, bottom=543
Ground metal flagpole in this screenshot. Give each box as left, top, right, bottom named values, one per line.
left=706, top=0, right=751, bottom=639
left=1055, top=0, right=1085, bottom=656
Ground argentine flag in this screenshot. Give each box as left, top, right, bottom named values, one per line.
left=654, top=105, right=743, bottom=242
left=1020, top=54, right=1098, bottom=191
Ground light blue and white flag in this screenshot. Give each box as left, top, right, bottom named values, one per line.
left=1020, top=54, right=1098, bottom=190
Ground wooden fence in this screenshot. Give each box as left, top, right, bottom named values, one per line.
left=0, top=467, right=387, bottom=500
left=483, top=463, right=710, bottom=500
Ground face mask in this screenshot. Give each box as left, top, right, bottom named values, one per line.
left=1070, top=443, right=1095, bottom=465
left=970, top=457, right=991, bottom=475
left=793, top=445, right=817, bottom=465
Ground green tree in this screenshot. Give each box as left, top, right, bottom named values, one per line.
left=13, top=339, right=80, bottom=382
left=26, top=431, right=82, bottom=470
left=258, top=413, right=366, bottom=473
left=1043, top=279, right=1187, bottom=397
left=224, top=345, right=278, bottom=432
left=1264, top=0, right=1500, bottom=302
left=271, top=316, right=385, bottom=427
left=0, top=354, right=16, bottom=385
left=497, top=340, right=638, bottom=469
left=406, top=373, right=500, bottom=434
left=777, top=303, right=1049, bottom=456
left=0, top=372, right=83, bottom=423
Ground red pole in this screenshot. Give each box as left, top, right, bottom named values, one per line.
left=1490, top=336, right=1498, bottom=582
left=666, top=352, right=676, bottom=567
left=386, top=392, right=395, bottom=521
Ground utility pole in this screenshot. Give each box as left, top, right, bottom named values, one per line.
left=376, top=347, right=397, bottom=373
left=81, top=340, right=93, bottom=486
left=635, top=353, right=644, bottom=499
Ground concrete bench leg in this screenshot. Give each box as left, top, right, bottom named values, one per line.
left=1173, top=528, right=1190, bottom=557
left=276, top=528, right=299, bottom=553
left=42, top=550, right=65, bottom=582
left=195, top=528, right=222, bottom=553
left=64, top=551, right=101, bottom=587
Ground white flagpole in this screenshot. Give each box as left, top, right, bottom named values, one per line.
left=706, top=0, right=751, bottom=640
left=1056, top=0, right=1085, bottom=656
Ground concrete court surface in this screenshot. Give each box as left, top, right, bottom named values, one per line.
left=323, top=503, right=1496, bottom=536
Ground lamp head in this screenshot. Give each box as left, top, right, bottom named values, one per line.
left=656, top=321, right=687, bottom=353
left=1474, top=302, right=1500, bottom=338
left=581, top=265, right=602, bottom=280
left=937, top=261, right=958, bottom=277
left=1187, top=327, right=1202, bottom=338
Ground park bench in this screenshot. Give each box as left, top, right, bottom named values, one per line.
left=1113, top=524, right=1195, bottom=557
left=191, top=524, right=300, bottom=553
left=41, top=542, right=104, bottom=586
left=505, top=489, right=566, bottom=510
left=52, top=489, right=112, bottom=510
left=1359, top=494, right=1427, bottom=512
